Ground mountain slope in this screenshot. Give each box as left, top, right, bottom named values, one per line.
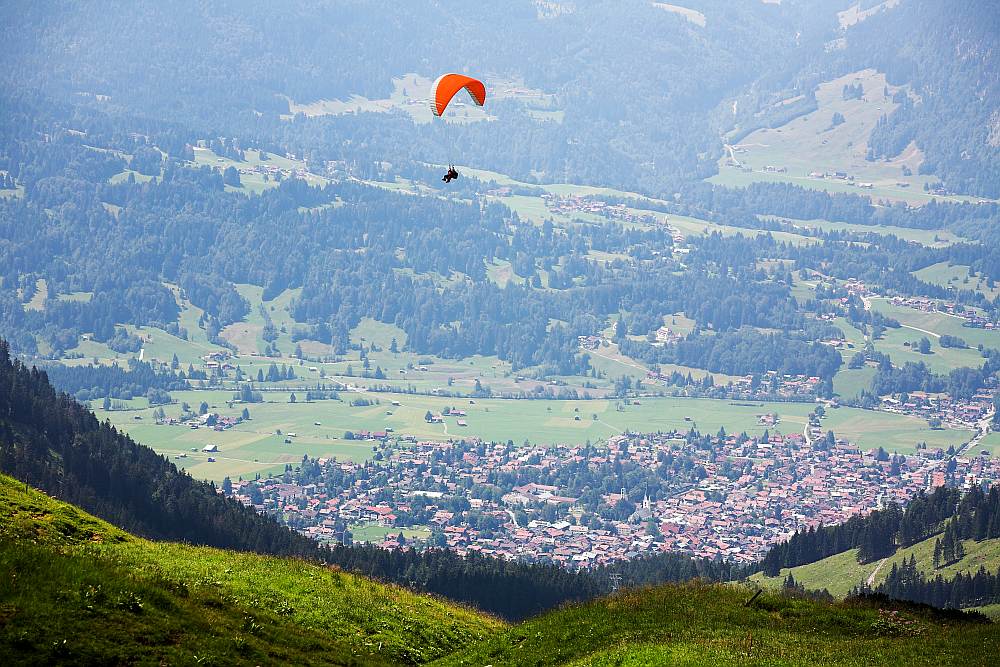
left=0, top=339, right=326, bottom=557
left=433, top=581, right=997, bottom=667
left=0, top=474, right=500, bottom=665
left=751, top=534, right=1000, bottom=611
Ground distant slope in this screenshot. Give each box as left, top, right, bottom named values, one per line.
left=752, top=535, right=1000, bottom=604
left=433, top=581, right=997, bottom=667
left=0, top=474, right=500, bottom=665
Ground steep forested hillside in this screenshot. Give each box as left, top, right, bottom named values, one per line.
left=0, top=339, right=325, bottom=556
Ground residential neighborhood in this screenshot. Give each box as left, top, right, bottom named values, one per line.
left=223, top=427, right=1000, bottom=568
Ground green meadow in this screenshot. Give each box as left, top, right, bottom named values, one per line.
left=913, top=262, right=1000, bottom=301
left=0, top=474, right=498, bottom=666
left=104, top=388, right=972, bottom=483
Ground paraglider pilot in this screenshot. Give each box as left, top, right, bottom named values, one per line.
left=442, top=165, right=459, bottom=183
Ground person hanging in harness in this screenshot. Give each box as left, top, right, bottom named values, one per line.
left=442, top=165, right=459, bottom=183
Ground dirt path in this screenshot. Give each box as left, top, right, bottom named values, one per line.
left=586, top=345, right=649, bottom=374
left=899, top=324, right=940, bottom=339
left=867, top=557, right=890, bottom=586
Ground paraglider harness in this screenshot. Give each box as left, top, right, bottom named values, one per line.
left=442, top=165, right=459, bottom=183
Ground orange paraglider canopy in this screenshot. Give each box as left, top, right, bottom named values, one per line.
left=430, top=73, right=487, bottom=117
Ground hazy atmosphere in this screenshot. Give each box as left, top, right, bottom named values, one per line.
left=1, top=1, right=999, bottom=664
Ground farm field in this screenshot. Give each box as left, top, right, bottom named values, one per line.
left=104, top=388, right=972, bottom=483
left=871, top=326, right=983, bottom=375
left=869, top=298, right=1000, bottom=350
left=976, top=433, right=1000, bottom=458
left=832, top=367, right=876, bottom=401
left=350, top=523, right=432, bottom=544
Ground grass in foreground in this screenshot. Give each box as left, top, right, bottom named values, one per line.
left=434, top=581, right=997, bottom=667
left=0, top=475, right=500, bottom=665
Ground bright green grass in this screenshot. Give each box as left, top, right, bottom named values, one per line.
left=869, top=324, right=985, bottom=375
left=0, top=474, right=499, bottom=666
left=434, top=580, right=999, bottom=667
left=868, top=298, right=1000, bottom=351
left=750, top=548, right=877, bottom=598
left=832, top=317, right=870, bottom=362
left=972, top=603, right=1000, bottom=620
left=819, top=406, right=970, bottom=453
left=913, top=262, right=1000, bottom=301
left=752, top=534, right=1000, bottom=602
left=833, top=367, right=877, bottom=400
left=976, top=432, right=1000, bottom=457
left=350, top=523, right=432, bottom=544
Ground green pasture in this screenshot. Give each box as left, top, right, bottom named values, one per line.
left=350, top=523, right=432, bottom=544
left=869, top=323, right=986, bottom=375
left=833, top=367, right=876, bottom=400
left=106, top=387, right=973, bottom=483
left=771, top=217, right=966, bottom=247
left=869, top=298, right=1000, bottom=350
left=913, top=262, right=1000, bottom=301
left=709, top=69, right=989, bottom=206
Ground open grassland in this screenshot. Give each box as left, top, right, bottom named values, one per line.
left=22, top=278, right=48, bottom=311
left=976, top=432, right=1000, bottom=458
left=752, top=534, right=1000, bottom=606
left=0, top=475, right=500, bottom=666
left=770, top=216, right=966, bottom=247
left=913, top=262, right=1000, bottom=301
left=833, top=366, right=877, bottom=400
left=350, top=523, right=433, bottom=544
left=869, top=298, right=1000, bottom=350
left=868, top=322, right=987, bottom=376
left=191, top=146, right=331, bottom=194
left=712, top=69, right=992, bottom=207
left=434, top=580, right=999, bottom=667
left=104, top=388, right=971, bottom=482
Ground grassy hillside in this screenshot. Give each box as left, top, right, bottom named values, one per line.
left=434, top=581, right=998, bottom=666
left=751, top=532, right=1000, bottom=611
left=0, top=474, right=500, bottom=665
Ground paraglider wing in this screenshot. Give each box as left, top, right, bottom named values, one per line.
left=430, top=73, right=487, bottom=117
